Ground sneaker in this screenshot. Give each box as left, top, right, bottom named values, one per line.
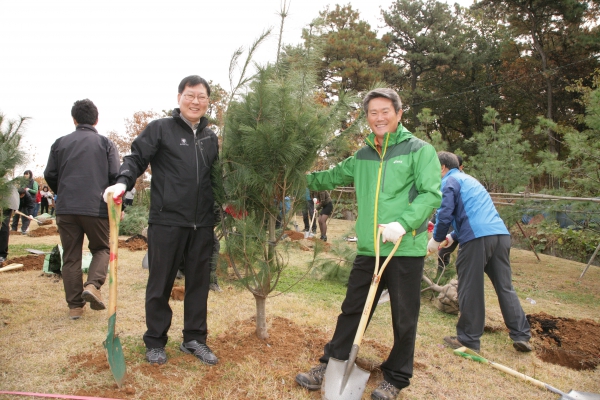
left=146, top=347, right=167, bottom=365
left=68, top=306, right=85, bottom=320
left=82, top=284, right=106, bottom=310
left=21, top=231, right=28, bottom=235
left=443, top=336, right=479, bottom=352
left=209, top=282, right=222, bottom=292
left=176, top=270, right=184, bottom=280
left=0, top=256, right=5, bottom=264
left=513, top=340, right=532, bottom=352
left=180, top=340, right=218, bottom=365
left=371, top=380, right=400, bottom=400
left=320, top=235, right=327, bottom=242
left=295, top=363, right=326, bottom=391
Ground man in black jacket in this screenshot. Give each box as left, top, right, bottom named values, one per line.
left=44, top=99, right=120, bottom=320
left=104, top=75, right=224, bottom=366
left=11, top=188, right=34, bottom=234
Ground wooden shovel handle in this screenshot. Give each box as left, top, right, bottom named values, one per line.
left=352, top=228, right=402, bottom=347
left=107, top=194, right=122, bottom=316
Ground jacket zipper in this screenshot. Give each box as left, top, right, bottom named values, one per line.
left=370, top=134, right=389, bottom=247
left=193, top=129, right=200, bottom=230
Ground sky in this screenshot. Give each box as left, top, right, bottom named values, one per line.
left=1, top=0, right=472, bottom=175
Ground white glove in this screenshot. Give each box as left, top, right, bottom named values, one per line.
left=379, top=222, right=406, bottom=243
left=103, top=183, right=127, bottom=204
left=442, top=234, right=454, bottom=248
left=427, top=237, right=441, bottom=253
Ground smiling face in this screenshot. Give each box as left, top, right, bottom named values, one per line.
left=177, top=83, right=209, bottom=124
left=366, top=97, right=402, bottom=141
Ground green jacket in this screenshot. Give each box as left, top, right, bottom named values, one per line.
left=307, top=124, right=442, bottom=257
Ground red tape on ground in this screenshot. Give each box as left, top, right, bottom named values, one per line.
left=0, top=392, right=123, bottom=400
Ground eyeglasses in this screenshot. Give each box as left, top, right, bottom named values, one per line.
left=182, top=93, right=209, bottom=102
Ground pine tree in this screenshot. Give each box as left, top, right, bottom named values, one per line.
left=221, top=63, right=341, bottom=339
left=0, top=113, right=27, bottom=212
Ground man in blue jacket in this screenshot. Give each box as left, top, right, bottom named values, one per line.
left=428, top=151, right=531, bottom=353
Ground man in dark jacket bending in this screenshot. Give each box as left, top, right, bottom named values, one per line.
left=104, top=75, right=223, bottom=366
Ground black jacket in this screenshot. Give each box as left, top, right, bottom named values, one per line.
left=116, top=109, right=223, bottom=228
left=19, top=191, right=35, bottom=213
left=44, top=125, right=120, bottom=218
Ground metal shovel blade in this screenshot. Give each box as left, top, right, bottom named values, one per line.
left=322, top=358, right=369, bottom=400
left=103, top=313, right=126, bottom=387
left=561, top=391, right=600, bottom=400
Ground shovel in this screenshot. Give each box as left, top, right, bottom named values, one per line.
left=453, top=347, right=600, bottom=400
left=322, top=227, right=402, bottom=400
left=14, top=210, right=44, bottom=224
left=104, top=194, right=126, bottom=387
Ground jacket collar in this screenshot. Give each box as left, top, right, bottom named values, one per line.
left=75, top=124, right=98, bottom=133
left=365, top=123, right=413, bottom=151
left=172, top=108, right=209, bottom=134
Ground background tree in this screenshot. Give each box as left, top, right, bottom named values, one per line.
left=0, top=113, right=27, bottom=211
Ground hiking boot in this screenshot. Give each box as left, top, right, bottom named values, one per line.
left=68, top=306, right=85, bottom=320
left=209, top=282, right=222, bottom=292
left=443, top=336, right=479, bottom=352
left=513, top=340, right=532, bottom=352
left=180, top=340, right=218, bottom=365
left=146, top=347, right=167, bottom=365
left=295, top=363, right=326, bottom=391
left=82, top=284, right=106, bottom=310
left=371, top=380, right=400, bottom=400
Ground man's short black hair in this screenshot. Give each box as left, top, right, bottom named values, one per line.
left=178, top=75, right=211, bottom=96
left=17, top=188, right=26, bottom=195
left=362, top=88, right=403, bottom=114
left=71, top=99, right=99, bottom=125
left=456, top=154, right=463, bottom=167
left=438, top=151, right=460, bottom=170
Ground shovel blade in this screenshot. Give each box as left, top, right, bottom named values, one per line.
left=561, top=390, right=600, bottom=400
left=103, top=313, right=126, bottom=387
left=322, top=358, right=370, bottom=400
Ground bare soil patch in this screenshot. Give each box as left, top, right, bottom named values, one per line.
left=0, top=254, right=45, bottom=271
left=28, top=225, right=59, bottom=237
left=119, top=234, right=148, bottom=251
left=69, top=316, right=389, bottom=399
left=529, top=311, right=600, bottom=371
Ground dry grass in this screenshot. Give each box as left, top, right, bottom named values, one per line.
left=0, top=219, right=599, bottom=399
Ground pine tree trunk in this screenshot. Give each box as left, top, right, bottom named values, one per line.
left=254, top=293, right=269, bottom=339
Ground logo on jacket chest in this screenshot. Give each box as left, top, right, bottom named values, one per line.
left=180, top=138, right=189, bottom=146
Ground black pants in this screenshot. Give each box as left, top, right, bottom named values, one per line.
left=11, top=208, right=32, bottom=233
left=302, top=200, right=316, bottom=232
left=319, top=255, right=424, bottom=390
left=144, top=224, right=214, bottom=348
left=0, top=210, right=12, bottom=259
left=455, top=235, right=531, bottom=351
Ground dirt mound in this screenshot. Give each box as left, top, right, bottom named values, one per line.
left=28, top=226, right=59, bottom=237
left=67, top=317, right=389, bottom=399
left=118, top=234, right=148, bottom=251
left=0, top=254, right=45, bottom=271
left=528, top=311, right=600, bottom=370
left=284, top=230, right=306, bottom=241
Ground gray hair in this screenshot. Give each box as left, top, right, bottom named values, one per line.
left=438, top=151, right=460, bottom=170
left=362, top=88, right=403, bottom=114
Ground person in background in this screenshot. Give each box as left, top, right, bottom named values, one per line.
left=429, top=151, right=531, bottom=353
left=11, top=188, right=35, bottom=234
left=44, top=99, right=120, bottom=320
left=33, top=187, right=41, bottom=218
left=22, top=170, right=38, bottom=199
left=104, top=75, right=224, bottom=367
left=316, top=191, right=332, bottom=241
left=301, top=188, right=317, bottom=235
left=295, top=88, right=441, bottom=400
left=40, top=186, right=52, bottom=215
left=0, top=185, right=20, bottom=263
left=435, top=154, right=463, bottom=275
left=51, top=194, right=57, bottom=215
left=124, top=187, right=136, bottom=207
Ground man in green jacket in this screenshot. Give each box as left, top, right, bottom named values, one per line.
left=295, top=88, right=441, bottom=400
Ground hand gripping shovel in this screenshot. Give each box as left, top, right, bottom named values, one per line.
left=104, top=194, right=126, bottom=387
left=322, top=227, right=402, bottom=400
left=453, top=347, right=600, bottom=400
